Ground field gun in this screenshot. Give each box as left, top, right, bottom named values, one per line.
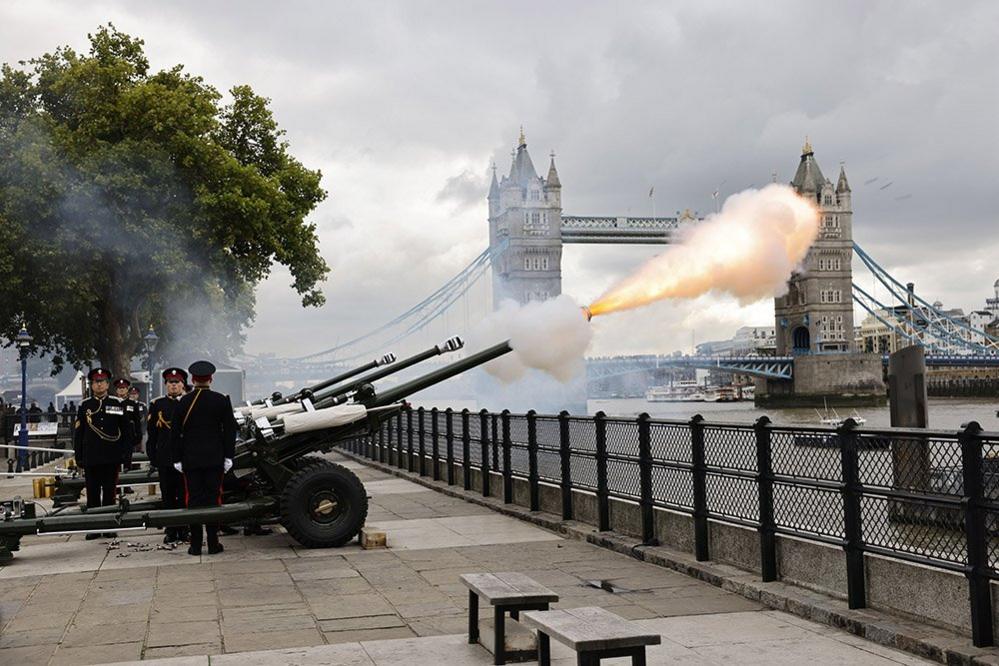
left=0, top=337, right=513, bottom=563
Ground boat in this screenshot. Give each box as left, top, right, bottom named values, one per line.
left=704, top=386, right=739, bottom=402
left=814, top=400, right=867, bottom=427
left=645, top=382, right=705, bottom=402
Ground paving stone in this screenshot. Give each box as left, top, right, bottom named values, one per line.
left=212, top=558, right=288, bottom=574
left=143, top=641, right=222, bottom=659
left=0, top=642, right=59, bottom=666
left=219, top=585, right=303, bottom=607
left=215, top=571, right=293, bottom=587
left=49, top=640, right=143, bottom=665
left=0, top=626, right=65, bottom=648
left=693, top=635, right=910, bottom=665
left=222, top=627, right=324, bottom=653
left=220, top=603, right=312, bottom=624
left=61, top=620, right=148, bottom=647
left=156, top=564, right=215, bottom=582
left=223, top=612, right=318, bottom=633
left=318, top=614, right=406, bottom=632
left=3, top=610, right=74, bottom=632
left=146, top=620, right=221, bottom=647
left=359, top=633, right=491, bottom=665
left=309, top=594, right=395, bottom=620
left=149, top=604, right=220, bottom=624
left=288, top=567, right=361, bottom=582
left=112, top=658, right=209, bottom=666
left=211, top=642, right=374, bottom=665
left=405, top=612, right=469, bottom=637
left=323, top=626, right=417, bottom=644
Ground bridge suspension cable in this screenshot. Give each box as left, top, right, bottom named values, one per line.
left=852, top=243, right=999, bottom=354
left=293, top=243, right=501, bottom=363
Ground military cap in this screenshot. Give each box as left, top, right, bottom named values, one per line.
left=113, top=378, right=132, bottom=389
left=88, top=368, right=111, bottom=382
left=161, top=367, right=188, bottom=383
left=189, top=360, right=216, bottom=381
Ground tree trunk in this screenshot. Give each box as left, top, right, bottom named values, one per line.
left=98, top=285, right=132, bottom=379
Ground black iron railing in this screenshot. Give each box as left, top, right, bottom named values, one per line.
left=342, top=406, right=999, bottom=647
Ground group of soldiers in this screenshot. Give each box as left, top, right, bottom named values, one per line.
left=73, top=360, right=266, bottom=556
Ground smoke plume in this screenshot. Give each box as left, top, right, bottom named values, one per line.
left=470, top=295, right=593, bottom=383
left=588, top=184, right=819, bottom=316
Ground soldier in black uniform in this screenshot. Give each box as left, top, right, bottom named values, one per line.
left=128, top=386, right=147, bottom=445
left=146, top=367, right=189, bottom=544
left=170, top=360, right=236, bottom=556
left=74, top=368, right=134, bottom=539
left=113, top=378, right=143, bottom=472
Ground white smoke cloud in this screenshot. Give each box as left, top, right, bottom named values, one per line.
left=468, top=294, right=593, bottom=383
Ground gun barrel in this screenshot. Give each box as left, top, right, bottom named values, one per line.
left=367, top=341, right=512, bottom=407
left=277, top=354, right=396, bottom=404
left=313, top=337, right=463, bottom=408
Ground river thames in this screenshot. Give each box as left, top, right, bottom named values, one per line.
left=588, top=396, right=999, bottom=430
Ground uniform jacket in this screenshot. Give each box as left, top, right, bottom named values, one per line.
left=122, top=398, right=145, bottom=450
left=146, top=395, right=180, bottom=468
left=73, top=395, right=134, bottom=466
left=169, top=388, right=237, bottom=469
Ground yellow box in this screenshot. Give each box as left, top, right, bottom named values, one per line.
left=32, top=478, right=44, bottom=498
left=360, top=528, right=387, bottom=550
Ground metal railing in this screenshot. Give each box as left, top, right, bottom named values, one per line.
left=343, top=406, right=999, bottom=647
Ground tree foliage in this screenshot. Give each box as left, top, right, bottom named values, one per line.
left=0, top=25, right=328, bottom=376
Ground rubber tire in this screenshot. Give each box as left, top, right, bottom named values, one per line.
left=286, top=455, right=328, bottom=471
left=279, top=462, right=368, bottom=548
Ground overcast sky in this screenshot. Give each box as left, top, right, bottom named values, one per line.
left=2, top=1, right=997, bottom=359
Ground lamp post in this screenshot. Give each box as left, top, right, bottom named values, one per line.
left=15, top=327, right=32, bottom=472
left=143, top=326, right=159, bottom=400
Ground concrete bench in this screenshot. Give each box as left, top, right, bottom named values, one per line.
left=521, top=606, right=661, bottom=665
left=460, top=572, right=559, bottom=665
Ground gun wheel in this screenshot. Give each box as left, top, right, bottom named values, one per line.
left=279, top=462, right=368, bottom=548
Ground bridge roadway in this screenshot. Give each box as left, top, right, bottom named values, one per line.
left=588, top=353, right=999, bottom=382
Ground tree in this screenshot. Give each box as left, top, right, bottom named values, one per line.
left=0, top=25, right=328, bottom=376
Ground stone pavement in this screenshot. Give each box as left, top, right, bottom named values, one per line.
left=0, top=454, right=934, bottom=664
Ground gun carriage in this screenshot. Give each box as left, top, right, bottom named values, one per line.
left=0, top=337, right=511, bottom=563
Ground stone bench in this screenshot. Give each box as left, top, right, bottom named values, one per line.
left=520, top=606, right=661, bottom=665
left=460, top=572, right=559, bottom=665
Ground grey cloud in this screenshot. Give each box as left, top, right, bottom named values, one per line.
left=2, top=1, right=997, bottom=359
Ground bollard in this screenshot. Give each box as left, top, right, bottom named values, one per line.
left=479, top=409, right=490, bottom=497
left=559, top=411, right=573, bottom=521
left=754, top=416, right=777, bottom=582
left=501, top=410, right=513, bottom=504
left=961, top=421, right=994, bottom=647
left=690, top=414, right=709, bottom=561
left=638, top=413, right=655, bottom=545
left=527, top=410, right=539, bottom=511
left=838, top=418, right=866, bottom=610
left=445, top=408, right=455, bottom=485
left=595, top=411, right=610, bottom=531
left=418, top=407, right=426, bottom=477
left=430, top=407, right=440, bottom=480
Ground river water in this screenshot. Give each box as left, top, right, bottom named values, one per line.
left=587, top=397, right=999, bottom=431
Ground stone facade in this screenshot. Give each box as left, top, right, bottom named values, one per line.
left=489, top=130, right=564, bottom=306
left=775, top=140, right=855, bottom=354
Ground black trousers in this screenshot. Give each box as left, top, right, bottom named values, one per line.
left=158, top=466, right=187, bottom=538
left=85, top=463, right=118, bottom=508
left=185, top=466, right=224, bottom=549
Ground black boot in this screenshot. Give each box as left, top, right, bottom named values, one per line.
left=219, top=525, right=239, bottom=536
left=207, top=542, right=224, bottom=554
left=85, top=533, right=101, bottom=541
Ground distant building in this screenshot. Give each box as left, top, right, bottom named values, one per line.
left=773, top=140, right=855, bottom=354
left=697, top=326, right=775, bottom=356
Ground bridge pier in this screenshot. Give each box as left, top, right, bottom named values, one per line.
left=755, top=353, right=886, bottom=408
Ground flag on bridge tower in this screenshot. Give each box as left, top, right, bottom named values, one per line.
left=648, top=186, right=654, bottom=198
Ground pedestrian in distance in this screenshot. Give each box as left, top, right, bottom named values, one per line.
left=170, top=360, right=237, bottom=556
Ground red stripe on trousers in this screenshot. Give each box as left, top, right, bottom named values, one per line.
left=217, top=471, right=224, bottom=506
left=183, top=473, right=190, bottom=507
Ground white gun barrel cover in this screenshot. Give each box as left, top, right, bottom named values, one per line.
left=248, top=403, right=303, bottom=420
left=282, top=404, right=368, bottom=434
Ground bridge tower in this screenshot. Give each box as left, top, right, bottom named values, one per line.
left=759, top=140, right=885, bottom=407
left=489, top=129, right=564, bottom=306
left=775, top=139, right=855, bottom=354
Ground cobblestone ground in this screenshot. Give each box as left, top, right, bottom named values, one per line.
left=0, top=455, right=934, bottom=664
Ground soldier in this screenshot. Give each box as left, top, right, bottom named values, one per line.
left=147, top=367, right=190, bottom=544
left=113, top=378, right=142, bottom=492
left=128, top=385, right=147, bottom=452
left=74, top=368, right=134, bottom=540
left=170, top=360, right=236, bottom=556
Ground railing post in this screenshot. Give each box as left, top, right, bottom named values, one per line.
left=690, top=414, right=709, bottom=561
left=595, top=411, right=610, bottom=531
left=480, top=409, right=490, bottom=497
left=461, top=409, right=471, bottom=491
left=961, top=421, right=994, bottom=647
left=638, top=413, right=655, bottom=545
left=405, top=408, right=414, bottom=471
left=445, top=408, right=455, bottom=485
left=502, top=410, right=513, bottom=504
left=754, top=416, right=777, bottom=582
left=431, top=407, right=440, bottom=481
left=559, top=411, right=574, bottom=520
left=527, top=410, right=539, bottom=511
left=838, top=418, right=866, bottom=609
left=417, top=407, right=426, bottom=476
left=491, top=413, right=500, bottom=473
